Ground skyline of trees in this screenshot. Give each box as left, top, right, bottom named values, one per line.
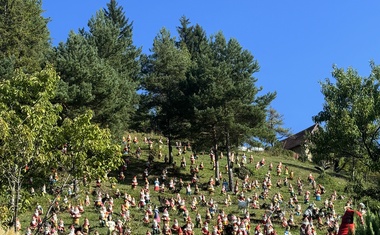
left=1, top=0, right=380, bottom=230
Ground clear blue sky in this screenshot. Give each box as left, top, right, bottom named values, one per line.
left=42, top=0, right=380, bottom=134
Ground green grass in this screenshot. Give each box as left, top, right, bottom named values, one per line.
left=13, top=133, right=353, bottom=235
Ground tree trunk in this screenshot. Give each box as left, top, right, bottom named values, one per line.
left=13, top=178, right=20, bottom=233
left=168, top=135, right=173, bottom=164
left=226, top=131, right=233, bottom=192
left=11, top=168, right=21, bottom=233
left=213, top=126, right=219, bottom=185
left=35, top=175, right=71, bottom=235
left=352, top=155, right=355, bottom=181
left=10, top=180, right=16, bottom=231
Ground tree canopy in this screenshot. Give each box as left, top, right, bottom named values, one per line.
left=141, top=27, right=192, bottom=163
left=311, top=64, right=380, bottom=176
left=256, top=107, right=292, bottom=148
left=0, top=0, right=50, bottom=78
left=0, top=67, right=61, bottom=229
left=6, top=0, right=380, bottom=231
left=0, top=1, right=287, bottom=231
left=52, top=0, right=141, bottom=136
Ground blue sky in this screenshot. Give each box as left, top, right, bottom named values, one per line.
left=42, top=1, right=380, bottom=134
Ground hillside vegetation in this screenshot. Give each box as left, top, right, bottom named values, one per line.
left=8, top=133, right=356, bottom=235
left=1, top=1, right=380, bottom=234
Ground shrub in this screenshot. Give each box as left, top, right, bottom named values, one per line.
left=234, top=166, right=253, bottom=180
left=360, top=196, right=380, bottom=212
left=355, top=210, right=380, bottom=235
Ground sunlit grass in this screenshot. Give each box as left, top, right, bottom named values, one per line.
left=11, top=133, right=352, bottom=234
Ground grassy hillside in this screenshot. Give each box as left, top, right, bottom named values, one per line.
left=10, top=132, right=354, bottom=235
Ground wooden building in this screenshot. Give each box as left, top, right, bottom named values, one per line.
left=281, top=124, right=319, bottom=160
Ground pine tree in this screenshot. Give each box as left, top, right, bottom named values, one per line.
left=53, top=32, right=121, bottom=132
left=53, top=0, right=141, bottom=136
left=257, top=107, right=291, bottom=148
left=0, top=0, right=50, bottom=78
left=141, top=28, right=191, bottom=163
left=191, top=31, right=275, bottom=189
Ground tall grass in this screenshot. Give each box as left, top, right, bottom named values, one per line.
left=0, top=228, right=17, bottom=235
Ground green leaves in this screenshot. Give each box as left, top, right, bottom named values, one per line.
left=257, top=107, right=291, bottom=148
left=311, top=64, right=380, bottom=175
left=60, top=110, right=122, bottom=179
left=0, top=69, right=62, bottom=229
left=189, top=30, right=274, bottom=149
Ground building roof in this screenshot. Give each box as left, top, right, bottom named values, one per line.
left=281, top=124, right=318, bottom=150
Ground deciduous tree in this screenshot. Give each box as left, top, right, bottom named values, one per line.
left=311, top=64, right=380, bottom=179
left=0, top=67, right=61, bottom=231
left=57, top=110, right=123, bottom=193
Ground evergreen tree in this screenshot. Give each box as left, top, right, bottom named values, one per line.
left=176, top=16, right=214, bottom=150
left=53, top=0, right=141, bottom=136
left=257, top=107, right=291, bottom=148
left=177, top=27, right=276, bottom=189
left=207, top=33, right=275, bottom=189
left=0, top=0, right=50, bottom=78
left=176, top=18, right=276, bottom=187
left=85, top=0, right=141, bottom=79
left=141, top=28, right=191, bottom=163
left=177, top=16, right=210, bottom=60
left=53, top=32, right=121, bottom=133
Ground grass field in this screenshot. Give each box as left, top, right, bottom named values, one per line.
left=12, top=133, right=353, bottom=235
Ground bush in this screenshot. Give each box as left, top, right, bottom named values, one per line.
left=360, top=195, right=380, bottom=212
left=266, top=147, right=293, bottom=157
left=355, top=210, right=380, bottom=235
left=316, top=173, right=334, bottom=184
left=234, top=166, right=254, bottom=180
left=0, top=205, right=12, bottom=228
left=344, top=180, right=364, bottom=195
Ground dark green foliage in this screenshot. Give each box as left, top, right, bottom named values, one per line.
left=0, top=0, right=50, bottom=76
left=311, top=64, right=380, bottom=174
left=86, top=0, right=141, bottom=80
left=0, top=56, right=14, bottom=80
left=141, top=27, right=192, bottom=163
left=310, top=64, right=380, bottom=206
left=175, top=22, right=276, bottom=188
left=52, top=0, right=141, bottom=136
left=234, top=166, right=254, bottom=180
left=53, top=33, right=122, bottom=129
left=266, top=145, right=294, bottom=157
left=257, top=107, right=292, bottom=148
left=188, top=31, right=276, bottom=151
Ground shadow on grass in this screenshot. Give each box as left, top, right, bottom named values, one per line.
left=111, top=157, right=193, bottom=186
left=284, top=162, right=349, bottom=180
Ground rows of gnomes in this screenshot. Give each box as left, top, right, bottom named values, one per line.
left=20, top=135, right=367, bottom=235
